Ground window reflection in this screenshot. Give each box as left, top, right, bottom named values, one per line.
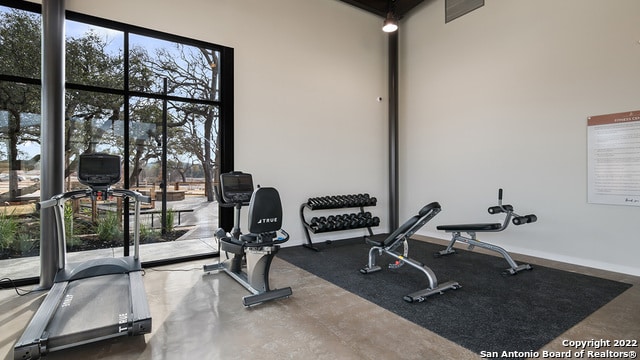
left=0, top=8, right=41, bottom=79
left=65, top=20, right=124, bottom=89
left=129, top=34, right=221, bottom=101
left=1, top=3, right=228, bottom=280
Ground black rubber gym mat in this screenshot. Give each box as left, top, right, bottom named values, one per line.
left=278, top=238, right=632, bottom=359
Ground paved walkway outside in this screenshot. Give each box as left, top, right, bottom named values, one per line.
left=2, top=196, right=220, bottom=281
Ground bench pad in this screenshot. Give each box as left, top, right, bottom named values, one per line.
left=436, top=223, right=502, bottom=232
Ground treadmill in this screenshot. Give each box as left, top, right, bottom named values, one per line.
left=14, top=153, right=152, bottom=360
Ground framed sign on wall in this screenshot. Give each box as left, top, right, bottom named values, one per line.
left=587, top=110, right=640, bottom=206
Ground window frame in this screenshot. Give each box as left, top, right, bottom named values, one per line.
left=0, top=1, right=234, bottom=283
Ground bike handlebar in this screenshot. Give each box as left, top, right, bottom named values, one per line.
left=213, top=184, right=251, bottom=208
left=242, top=229, right=290, bottom=248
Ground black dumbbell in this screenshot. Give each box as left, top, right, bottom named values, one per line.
left=311, top=222, right=324, bottom=232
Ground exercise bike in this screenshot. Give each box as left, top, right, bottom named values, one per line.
left=435, top=189, right=537, bottom=275
left=203, top=171, right=292, bottom=306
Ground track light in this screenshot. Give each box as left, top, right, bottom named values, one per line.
left=382, top=11, right=398, bottom=32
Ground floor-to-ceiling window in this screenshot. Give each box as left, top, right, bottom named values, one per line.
left=0, top=4, right=43, bottom=283
left=0, top=1, right=233, bottom=284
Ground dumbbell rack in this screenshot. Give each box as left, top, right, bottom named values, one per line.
left=300, top=194, right=379, bottom=251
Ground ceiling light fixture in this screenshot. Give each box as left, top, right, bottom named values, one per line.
left=382, top=0, right=398, bottom=33
left=382, top=11, right=398, bottom=32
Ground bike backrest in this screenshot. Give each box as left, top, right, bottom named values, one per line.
left=247, top=187, right=283, bottom=234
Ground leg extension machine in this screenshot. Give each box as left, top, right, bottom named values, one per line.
left=360, top=202, right=460, bottom=303
left=435, top=189, right=537, bottom=275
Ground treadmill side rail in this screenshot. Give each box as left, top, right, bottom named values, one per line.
left=14, top=281, right=68, bottom=360
left=129, top=271, right=152, bottom=335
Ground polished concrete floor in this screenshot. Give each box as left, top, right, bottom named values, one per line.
left=1, top=237, right=639, bottom=360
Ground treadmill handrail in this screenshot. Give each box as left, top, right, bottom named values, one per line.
left=38, top=189, right=90, bottom=210
left=111, top=189, right=152, bottom=204
left=38, top=187, right=152, bottom=268
left=38, top=188, right=151, bottom=209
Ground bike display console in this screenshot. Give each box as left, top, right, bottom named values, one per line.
left=220, top=171, right=254, bottom=204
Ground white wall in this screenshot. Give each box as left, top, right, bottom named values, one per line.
left=59, top=0, right=640, bottom=275
left=401, top=0, right=640, bottom=275
left=63, top=0, right=391, bottom=246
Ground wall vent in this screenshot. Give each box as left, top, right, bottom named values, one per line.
left=446, top=0, right=484, bottom=23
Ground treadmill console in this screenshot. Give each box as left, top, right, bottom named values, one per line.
left=78, top=153, right=122, bottom=188
left=220, top=171, right=254, bottom=203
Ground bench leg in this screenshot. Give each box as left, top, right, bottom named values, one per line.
left=360, top=247, right=382, bottom=274
left=404, top=281, right=461, bottom=303
left=462, top=237, right=532, bottom=275
left=434, top=232, right=461, bottom=257
left=437, top=232, right=532, bottom=275
left=381, top=248, right=460, bottom=301
left=361, top=244, right=460, bottom=302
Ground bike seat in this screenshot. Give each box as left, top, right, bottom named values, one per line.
left=240, top=233, right=259, bottom=243
left=220, top=237, right=245, bottom=254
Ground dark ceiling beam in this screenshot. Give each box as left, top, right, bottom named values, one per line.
left=394, top=0, right=426, bottom=18
left=338, top=0, right=387, bottom=17
left=337, top=0, right=426, bottom=18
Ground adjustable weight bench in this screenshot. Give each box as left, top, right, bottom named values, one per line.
left=435, top=189, right=537, bottom=275
left=360, top=202, right=460, bottom=303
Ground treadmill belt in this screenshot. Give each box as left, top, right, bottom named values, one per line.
left=46, top=274, right=132, bottom=349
